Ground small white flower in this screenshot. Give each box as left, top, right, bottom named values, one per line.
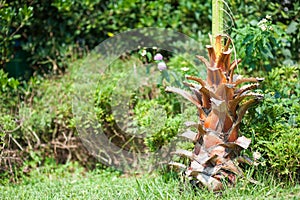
left=180, top=67, right=189, bottom=72
left=141, top=50, right=147, bottom=56
left=266, top=15, right=271, bottom=19
left=260, top=24, right=267, bottom=31
left=157, top=62, right=167, bottom=71
left=253, top=151, right=262, bottom=160
left=258, top=18, right=267, bottom=26
left=261, top=18, right=268, bottom=23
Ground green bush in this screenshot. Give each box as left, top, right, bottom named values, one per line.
left=1, top=0, right=212, bottom=74
left=2, top=0, right=298, bottom=75
left=230, top=0, right=300, bottom=67
left=1, top=45, right=299, bottom=183
left=232, top=17, right=279, bottom=72
left=241, top=65, right=300, bottom=180
left=93, top=56, right=188, bottom=152
left=0, top=64, right=93, bottom=181
left=0, top=69, right=20, bottom=103
left=0, top=1, right=33, bottom=66
left=0, top=70, right=20, bottom=146
left=133, top=100, right=183, bottom=152
left=1, top=0, right=299, bottom=182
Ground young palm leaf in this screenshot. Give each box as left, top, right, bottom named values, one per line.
left=167, top=35, right=263, bottom=191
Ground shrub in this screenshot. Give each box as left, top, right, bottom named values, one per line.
left=0, top=64, right=95, bottom=181
left=94, top=56, right=188, bottom=152
left=241, top=65, right=300, bottom=180
left=1, top=0, right=212, bottom=74
left=0, top=69, right=20, bottom=145
left=2, top=0, right=298, bottom=75
left=232, top=17, right=279, bottom=72
left=230, top=0, right=300, bottom=67
left=0, top=1, right=33, bottom=66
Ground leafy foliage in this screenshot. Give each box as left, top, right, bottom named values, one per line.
left=94, top=57, right=187, bottom=153
left=230, top=0, right=300, bottom=67
left=0, top=1, right=33, bottom=66
left=241, top=66, right=300, bottom=180
left=1, top=0, right=298, bottom=75
left=0, top=0, right=299, bottom=186
left=0, top=65, right=95, bottom=181
left=232, top=17, right=278, bottom=72
left=0, top=70, right=20, bottom=146
left=1, top=0, right=211, bottom=73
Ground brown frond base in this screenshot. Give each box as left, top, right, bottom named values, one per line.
left=168, top=35, right=263, bottom=191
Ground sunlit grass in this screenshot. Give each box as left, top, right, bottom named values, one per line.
left=0, top=163, right=299, bottom=200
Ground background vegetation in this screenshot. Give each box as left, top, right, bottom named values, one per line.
left=1, top=0, right=298, bottom=74
left=0, top=0, right=299, bottom=192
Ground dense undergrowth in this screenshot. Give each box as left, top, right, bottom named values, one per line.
left=1, top=0, right=299, bottom=73
left=1, top=56, right=299, bottom=184
left=0, top=0, right=299, bottom=188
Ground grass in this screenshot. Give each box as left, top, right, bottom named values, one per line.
left=0, top=163, right=299, bottom=200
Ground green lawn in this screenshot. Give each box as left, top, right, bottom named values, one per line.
left=0, top=163, right=299, bottom=200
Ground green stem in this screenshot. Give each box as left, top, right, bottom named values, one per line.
left=212, top=0, right=224, bottom=40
